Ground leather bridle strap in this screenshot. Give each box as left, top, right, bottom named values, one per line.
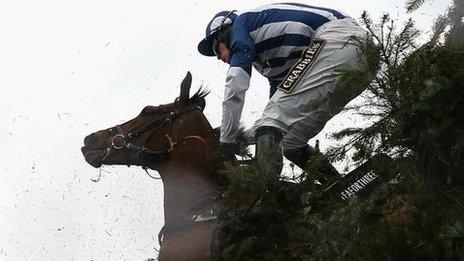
left=127, top=105, right=200, bottom=141
left=110, top=105, right=200, bottom=147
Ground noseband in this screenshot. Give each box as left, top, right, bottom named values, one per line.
left=105, top=104, right=203, bottom=169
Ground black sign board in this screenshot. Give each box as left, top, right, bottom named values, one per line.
left=316, top=154, right=398, bottom=203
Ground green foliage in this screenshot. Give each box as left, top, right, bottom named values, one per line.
left=446, top=0, right=464, bottom=49
left=217, top=164, right=318, bottom=260
left=328, top=1, right=464, bottom=185
left=218, top=160, right=464, bottom=260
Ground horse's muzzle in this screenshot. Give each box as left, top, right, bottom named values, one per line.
left=82, top=133, right=108, bottom=168
left=81, top=148, right=106, bottom=168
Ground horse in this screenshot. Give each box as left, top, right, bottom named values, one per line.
left=81, top=72, right=224, bottom=260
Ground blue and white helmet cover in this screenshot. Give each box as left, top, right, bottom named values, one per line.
left=198, top=10, right=237, bottom=56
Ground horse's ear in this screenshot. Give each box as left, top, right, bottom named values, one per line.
left=179, top=71, right=192, bottom=102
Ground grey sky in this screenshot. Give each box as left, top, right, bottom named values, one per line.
left=0, top=0, right=451, bottom=260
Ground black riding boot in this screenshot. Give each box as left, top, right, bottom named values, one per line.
left=284, top=144, right=339, bottom=183
left=255, top=126, right=283, bottom=177
left=283, top=144, right=317, bottom=171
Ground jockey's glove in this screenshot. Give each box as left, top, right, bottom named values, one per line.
left=219, top=142, right=239, bottom=162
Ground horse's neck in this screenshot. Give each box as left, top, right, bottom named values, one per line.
left=153, top=110, right=220, bottom=222
left=159, top=164, right=220, bottom=222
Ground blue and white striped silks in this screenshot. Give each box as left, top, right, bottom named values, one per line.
left=220, top=3, right=347, bottom=143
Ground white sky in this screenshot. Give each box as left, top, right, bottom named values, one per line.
left=0, top=0, right=452, bottom=260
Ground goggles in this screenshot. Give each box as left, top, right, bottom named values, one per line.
left=211, top=10, right=236, bottom=57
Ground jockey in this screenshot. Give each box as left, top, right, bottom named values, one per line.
left=198, top=3, right=369, bottom=177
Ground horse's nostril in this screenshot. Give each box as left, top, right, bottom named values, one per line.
left=82, top=149, right=106, bottom=168
left=84, top=133, right=103, bottom=148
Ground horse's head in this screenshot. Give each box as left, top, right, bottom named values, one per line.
left=81, top=72, right=214, bottom=171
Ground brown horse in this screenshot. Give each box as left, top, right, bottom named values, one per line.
left=81, top=72, right=224, bottom=260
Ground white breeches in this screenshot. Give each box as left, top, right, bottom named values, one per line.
left=254, top=17, right=369, bottom=151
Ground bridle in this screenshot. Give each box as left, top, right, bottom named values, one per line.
left=102, top=103, right=205, bottom=171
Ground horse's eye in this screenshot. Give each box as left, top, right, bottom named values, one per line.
left=140, top=106, right=152, bottom=116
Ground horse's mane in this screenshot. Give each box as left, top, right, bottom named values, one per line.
left=188, top=88, right=210, bottom=106
left=151, top=88, right=210, bottom=113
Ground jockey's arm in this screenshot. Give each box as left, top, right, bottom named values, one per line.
left=220, top=24, right=255, bottom=144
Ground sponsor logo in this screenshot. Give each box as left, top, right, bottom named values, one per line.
left=340, top=171, right=379, bottom=201
left=277, top=39, right=325, bottom=94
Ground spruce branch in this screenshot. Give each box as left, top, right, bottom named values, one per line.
left=406, top=0, right=429, bottom=13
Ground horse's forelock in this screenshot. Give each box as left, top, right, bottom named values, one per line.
left=188, top=88, right=209, bottom=108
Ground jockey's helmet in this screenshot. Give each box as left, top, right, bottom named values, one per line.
left=198, top=10, right=237, bottom=56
